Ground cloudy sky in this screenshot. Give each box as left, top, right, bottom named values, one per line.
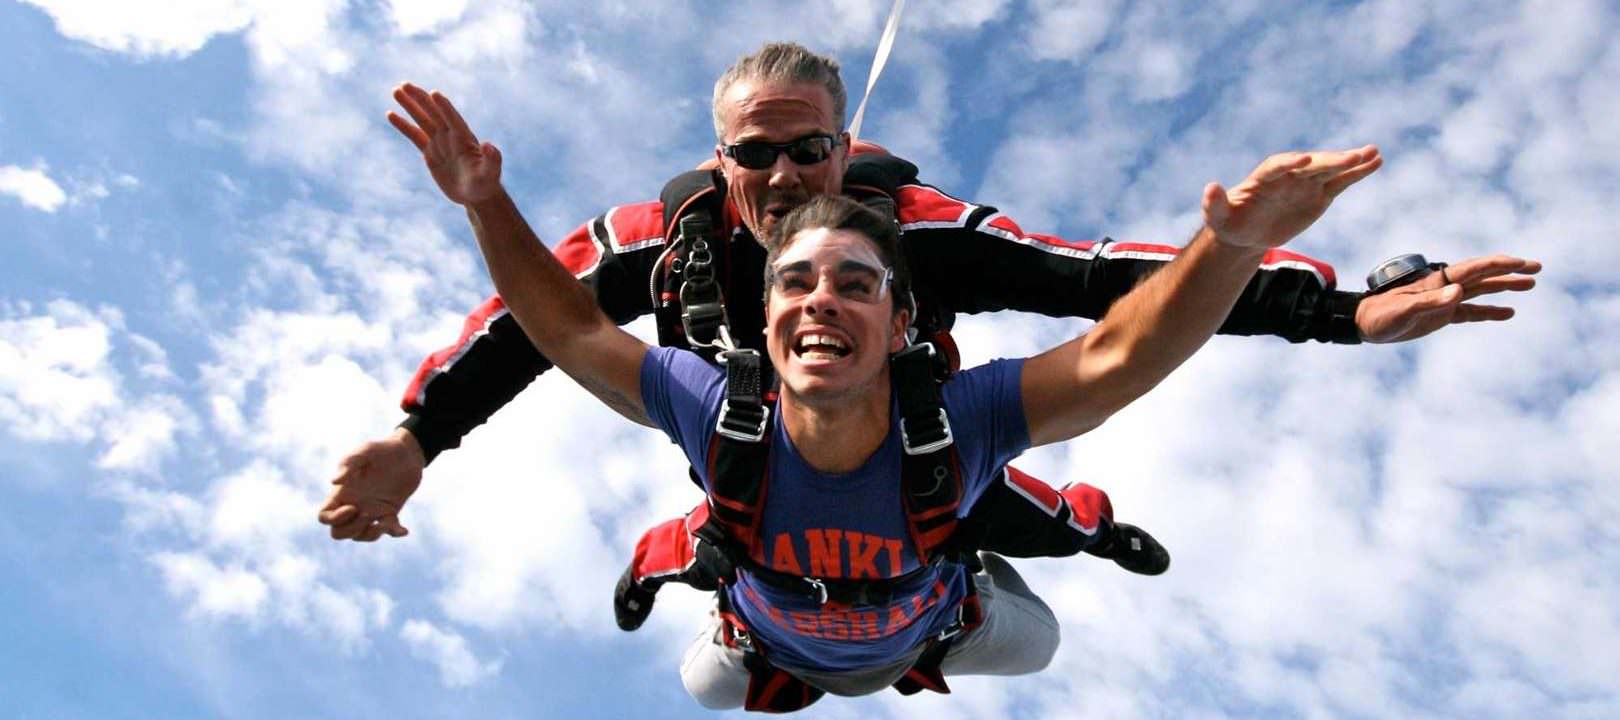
left=3, top=0, right=1616, bottom=717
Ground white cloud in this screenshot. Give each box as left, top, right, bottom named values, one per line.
left=65, top=170, right=140, bottom=208
left=151, top=552, right=270, bottom=622
left=0, top=300, right=190, bottom=476
left=399, top=619, right=501, bottom=687
left=386, top=0, right=470, bottom=37
left=0, top=164, right=67, bottom=212
left=205, top=462, right=315, bottom=553
left=0, top=300, right=123, bottom=443
left=96, top=398, right=185, bottom=473
left=1022, top=0, right=1119, bottom=61
left=19, top=0, right=254, bottom=59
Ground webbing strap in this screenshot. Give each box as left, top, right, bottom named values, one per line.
left=892, top=343, right=962, bottom=563
left=847, top=0, right=906, bottom=143
left=717, top=350, right=769, bottom=442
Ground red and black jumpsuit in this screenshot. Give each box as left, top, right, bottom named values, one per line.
left=398, top=153, right=1364, bottom=586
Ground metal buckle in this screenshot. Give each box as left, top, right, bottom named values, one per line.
left=936, top=603, right=967, bottom=641
left=900, top=408, right=953, bottom=455
left=681, top=301, right=728, bottom=349
left=729, top=622, right=755, bottom=652
left=804, top=577, right=829, bottom=605
left=716, top=400, right=769, bottom=442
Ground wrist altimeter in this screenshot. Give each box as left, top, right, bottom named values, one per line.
left=1366, top=253, right=1447, bottom=294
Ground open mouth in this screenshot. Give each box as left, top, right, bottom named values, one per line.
left=793, top=333, right=850, bottom=362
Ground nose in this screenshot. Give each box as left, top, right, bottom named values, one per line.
left=767, top=150, right=801, bottom=191
left=801, top=275, right=842, bottom=317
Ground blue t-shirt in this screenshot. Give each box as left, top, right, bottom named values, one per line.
left=640, top=347, right=1030, bottom=673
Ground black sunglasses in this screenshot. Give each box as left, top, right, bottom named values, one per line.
left=721, top=134, right=839, bottom=170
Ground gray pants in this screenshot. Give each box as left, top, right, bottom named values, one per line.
left=679, top=553, right=1060, bottom=709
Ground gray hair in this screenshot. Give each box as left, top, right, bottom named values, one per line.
left=711, top=42, right=847, bottom=140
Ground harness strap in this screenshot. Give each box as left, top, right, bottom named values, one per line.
left=717, top=349, right=769, bottom=442
left=892, top=343, right=963, bottom=563
left=716, top=590, right=828, bottom=713
left=740, top=552, right=941, bottom=607
left=891, top=588, right=985, bottom=696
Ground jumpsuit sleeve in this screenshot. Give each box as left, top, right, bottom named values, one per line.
left=893, top=182, right=1364, bottom=344
left=397, top=200, right=671, bottom=464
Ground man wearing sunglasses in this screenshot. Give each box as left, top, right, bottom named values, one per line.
left=319, top=42, right=1539, bottom=640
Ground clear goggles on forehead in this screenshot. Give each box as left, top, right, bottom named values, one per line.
left=767, top=257, right=893, bottom=305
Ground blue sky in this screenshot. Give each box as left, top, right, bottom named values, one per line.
left=2, top=1, right=1617, bottom=718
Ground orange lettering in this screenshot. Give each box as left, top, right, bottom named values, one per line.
left=846, top=531, right=884, bottom=579
left=770, top=533, right=803, bottom=575
left=887, top=603, right=911, bottom=631
left=789, top=611, right=820, bottom=636
left=819, top=608, right=850, bottom=640
left=849, top=611, right=880, bottom=640
left=884, top=539, right=903, bottom=577
left=805, top=529, right=844, bottom=578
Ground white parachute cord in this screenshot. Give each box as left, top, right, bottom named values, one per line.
left=846, top=0, right=906, bottom=144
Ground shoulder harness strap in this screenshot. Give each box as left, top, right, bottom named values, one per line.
left=692, top=348, right=773, bottom=565
left=891, top=342, right=964, bottom=564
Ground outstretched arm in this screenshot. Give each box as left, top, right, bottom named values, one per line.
left=387, top=83, right=653, bottom=427
left=318, top=84, right=652, bottom=543
left=1023, top=147, right=1383, bottom=447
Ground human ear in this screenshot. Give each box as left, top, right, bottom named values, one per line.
left=889, top=309, right=910, bottom=353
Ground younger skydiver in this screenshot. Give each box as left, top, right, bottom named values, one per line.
left=370, top=81, right=1388, bottom=710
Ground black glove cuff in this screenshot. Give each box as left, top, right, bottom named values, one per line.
left=1315, top=290, right=1364, bottom=345
left=397, top=414, right=449, bottom=466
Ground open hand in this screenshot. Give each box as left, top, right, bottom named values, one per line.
left=388, top=82, right=503, bottom=206
left=1204, top=145, right=1383, bottom=249
left=317, top=428, right=425, bottom=542
left=1357, top=254, right=1541, bottom=343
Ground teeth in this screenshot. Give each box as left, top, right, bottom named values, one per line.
left=797, top=334, right=846, bottom=350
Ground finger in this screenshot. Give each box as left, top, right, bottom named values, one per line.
left=430, top=91, right=477, bottom=142
left=387, top=111, right=430, bottom=151
left=1407, top=283, right=1464, bottom=310
left=1292, top=146, right=1374, bottom=178
left=378, top=515, right=409, bottom=538
left=1441, top=255, right=1543, bottom=285
left=1201, top=181, right=1230, bottom=227
left=1458, top=274, right=1537, bottom=300
left=1452, top=303, right=1516, bottom=323
left=1322, top=154, right=1384, bottom=196
left=394, top=83, right=441, bottom=136
left=318, top=503, right=358, bottom=526
left=328, top=514, right=367, bottom=540
left=482, top=141, right=502, bottom=175
left=1254, top=152, right=1312, bottom=182
left=356, top=521, right=386, bottom=543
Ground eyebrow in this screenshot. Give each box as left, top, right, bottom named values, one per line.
left=770, top=259, right=883, bottom=276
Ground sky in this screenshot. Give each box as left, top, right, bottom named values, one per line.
left=1, top=0, right=1617, bottom=718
